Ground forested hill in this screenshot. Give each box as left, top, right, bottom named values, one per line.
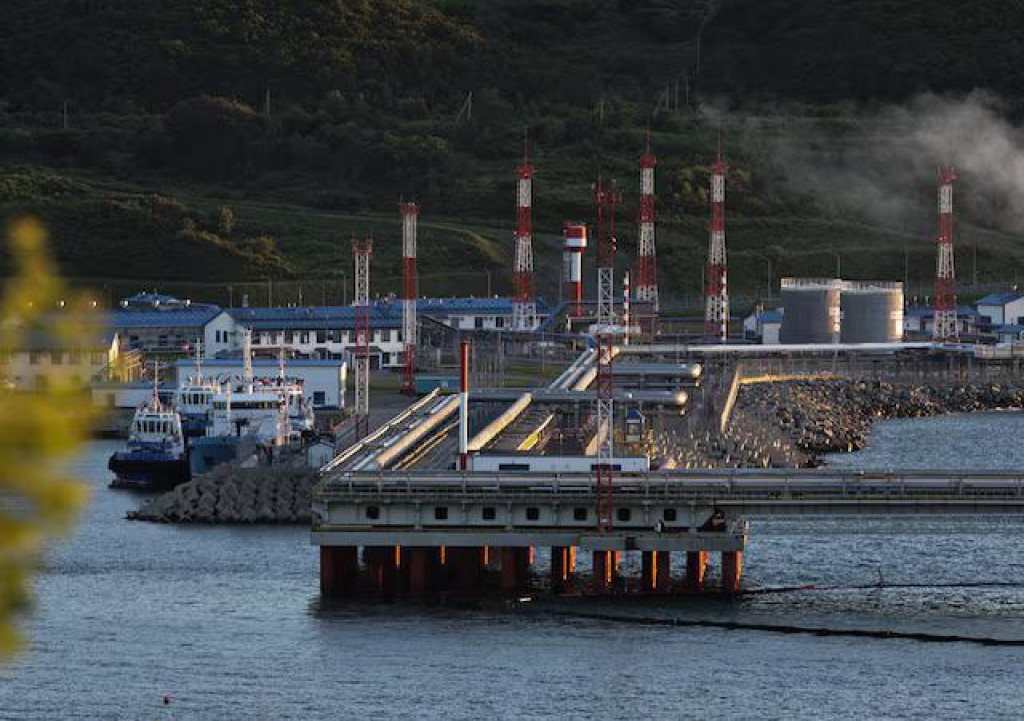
left=1, top=0, right=1021, bottom=297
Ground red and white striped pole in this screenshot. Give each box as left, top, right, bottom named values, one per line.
left=459, top=339, right=469, bottom=471
left=933, top=167, right=958, bottom=341
left=563, top=222, right=587, bottom=318
left=704, top=145, right=729, bottom=343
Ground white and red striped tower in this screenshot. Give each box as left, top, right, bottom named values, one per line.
left=512, top=143, right=536, bottom=331
left=933, top=167, right=959, bottom=342
left=636, top=131, right=659, bottom=321
left=352, top=237, right=373, bottom=439
left=563, top=222, right=587, bottom=317
left=704, top=144, right=729, bottom=343
left=400, top=202, right=418, bottom=394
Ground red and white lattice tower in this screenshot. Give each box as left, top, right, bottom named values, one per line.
left=400, top=202, right=418, bottom=394
left=593, top=178, right=621, bottom=332
left=563, top=222, right=587, bottom=317
left=512, top=145, right=536, bottom=331
left=704, top=146, right=729, bottom=343
left=933, top=167, right=959, bottom=342
left=352, top=237, right=373, bottom=439
left=636, top=132, right=659, bottom=319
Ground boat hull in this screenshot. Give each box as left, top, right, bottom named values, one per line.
left=108, top=453, right=191, bottom=491
left=188, top=436, right=259, bottom=476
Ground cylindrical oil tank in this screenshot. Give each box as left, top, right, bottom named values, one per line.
left=840, top=281, right=904, bottom=343
left=779, top=278, right=842, bottom=344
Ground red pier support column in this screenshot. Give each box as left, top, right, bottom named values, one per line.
left=450, top=547, right=483, bottom=594
left=551, top=546, right=569, bottom=594
left=364, top=546, right=399, bottom=597
left=592, top=550, right=619, bottom=594
left=721, top=551, right=743, bottom=593
left=407, top=547, right=432, bottom=597
left=686, top=550, right=708, bottom=591
left=500, top=547, right=530, bottom=595
left=642, top=551, right=671, bottom=593
left=320, top=546, right=359, bottom=597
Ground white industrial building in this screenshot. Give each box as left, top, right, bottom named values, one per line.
left=976, top=292, right=1024, bottom=327
left=742, top=307, right=783, bottom=345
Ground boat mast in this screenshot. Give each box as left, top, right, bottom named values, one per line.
left=242, top=328, right=254, bottom=392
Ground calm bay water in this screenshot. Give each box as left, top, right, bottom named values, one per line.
left=3, top=415, right=1024, bottom=720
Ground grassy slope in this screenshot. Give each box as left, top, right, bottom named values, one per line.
left=1, top=0, right=1022, bottom=309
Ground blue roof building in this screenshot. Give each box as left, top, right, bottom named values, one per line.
left=976, top=292, right=1024, bottom=326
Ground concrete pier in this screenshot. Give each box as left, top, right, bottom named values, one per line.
left=592, top=551, right=620, bottom=594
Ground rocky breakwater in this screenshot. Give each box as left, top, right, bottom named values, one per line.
left=127, top=465, right=317, bottom=524
left=736, top=379, right=1024, bottom=459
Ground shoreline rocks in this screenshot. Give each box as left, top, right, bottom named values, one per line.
left=735, top=379, right=1024, bottom=462
left=127, top=465, right=317, bottom=524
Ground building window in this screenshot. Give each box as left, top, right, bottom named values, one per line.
left=482, top=507, right=496, bottom=521
left=29, top=351, right=41, bottom=365
left=474, top=317, right=484, bottom=329
left=573, top=508, right=587, bottom=521
left=68, top=350, right=82, bottom=365
left=663, top=508, right=677, bottom=522
left=498, top=463, right=530, bottom=471
left=51, top=351, right=63, bottom=365
left=91, top=351, right=106, bottom=365
left=495, top=316, right=504, bottom=328
left=313, top=391, right=326, bottom=406
left=316, top=330, right=326, bottom=344
left=434, top=506, right=448, bottom=520
left=526, top=507, right=540, bottom=521
left=616, top=508, right=631, bottom=523
left=365, top=505, right=380, bottom=520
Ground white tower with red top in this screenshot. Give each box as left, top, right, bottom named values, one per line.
left=563, top=222, right=587, bottom=318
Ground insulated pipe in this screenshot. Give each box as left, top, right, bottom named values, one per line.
left=460, top=339, right=469, bottom=470
left=467, top=393, right=533, bottom=452
left=366, top=395, right=460, bottom=471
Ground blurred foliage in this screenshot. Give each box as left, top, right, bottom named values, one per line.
left=0, top=218, right=98, bottom=659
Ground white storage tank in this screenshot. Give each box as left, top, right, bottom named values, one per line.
left=840, top=281, right=904, bottom=343
left=779, top=278, right=842, bottom=344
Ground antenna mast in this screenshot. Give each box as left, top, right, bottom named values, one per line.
left=933, top=167, right=959, bottom=342
left=353, top=237, right=373, bottom=438
left=512, top=135, right=537, bottom=331
left=704, top=139, right=729, bottom=343
left=636, top=130, right=659, bottom=334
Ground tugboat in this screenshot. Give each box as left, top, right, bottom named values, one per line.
left=176, top=340, right=218, bottom=437
left=109, top=369, right=190, bottom=490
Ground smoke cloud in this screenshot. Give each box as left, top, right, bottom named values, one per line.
left=765, top=91, right=1024, bottom=235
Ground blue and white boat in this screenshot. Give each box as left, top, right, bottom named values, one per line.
left=109, top=391, right=190, bottom=490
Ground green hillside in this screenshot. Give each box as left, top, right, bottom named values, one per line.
left=1, top=0, right=1021, bottom=307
